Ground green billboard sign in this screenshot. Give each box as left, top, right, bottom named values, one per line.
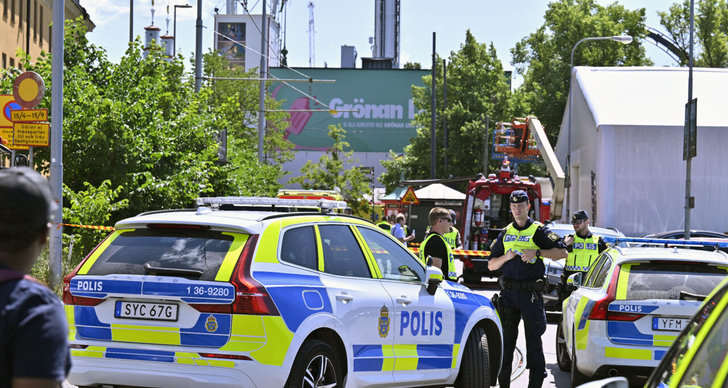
left=269, top=68, right=427, bottom=152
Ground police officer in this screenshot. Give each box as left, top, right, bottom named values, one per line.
left=487, top=190, right=567, bottom=388
left=419, top=207, right=457, bottom=281
left=442, top=209, right=462, bottom=250
left=561, top=210, right=608, bottom=299
left=377, top=213, right=394, bottom=232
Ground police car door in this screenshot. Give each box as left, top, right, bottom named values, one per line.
left=356, top=226, right=456, bottom=385
left=316, top=224, right=396, bottom=387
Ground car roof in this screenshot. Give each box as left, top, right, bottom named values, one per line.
left=115, top=207, right=367, bottom=235
left=609, top=246, right=728, bottom=265
left=645, top=229, right=728, bottom=238
left=545, top=222, right=625, bottom=238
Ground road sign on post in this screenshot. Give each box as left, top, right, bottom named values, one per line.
left=683, top=98, right=697, bottom=160
left=401, top=186, right=419, bottom=205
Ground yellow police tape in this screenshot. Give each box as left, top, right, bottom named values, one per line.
left=409, top=247, right=491, bottom=257
left=59, top=223, right=115, bottom=231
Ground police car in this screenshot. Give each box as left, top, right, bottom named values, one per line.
left=556, top=238, right=728, bottom=386
left=63, top=197, right=503, bottom=388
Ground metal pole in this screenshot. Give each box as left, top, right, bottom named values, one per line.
left=194, top=0, right=202, bottom=92
left=130, top=0, right=133, bottom=43
left=484, top=116, right=489, bottom=173
left=173, top=6, right=178, bottom=55
left=685, top=0, right=694, bottom=239
left=49, top=0, right=64, bottom=288
left=443, top=58, right=447, bottom=175
left=430, top=32, right=436, bottom=179
left=258, top=0, right=268, bottom=162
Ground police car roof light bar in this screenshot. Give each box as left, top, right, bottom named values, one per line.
left=603, top=236, right=728, bottom=249
left=196, top=196, right=349, bottom=211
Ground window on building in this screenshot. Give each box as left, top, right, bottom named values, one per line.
left=39, top=6, right=43, bottom=47
left=2, top=53, right=6, bottom=69
left=11, top=0, right=15, bottom=25
left=9, top=57, right=15, bottom=68
left=3, top=0, right=8, bottom=20
left=18, top=0, right=21, bottom=28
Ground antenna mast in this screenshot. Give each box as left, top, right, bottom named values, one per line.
left=308, top=0, right=315, bottom=67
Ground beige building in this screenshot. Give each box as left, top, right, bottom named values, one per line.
left=1, top=0, right=94, bottom=69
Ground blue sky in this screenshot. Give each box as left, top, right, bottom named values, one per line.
left=84, top=0, right=678, bottom=79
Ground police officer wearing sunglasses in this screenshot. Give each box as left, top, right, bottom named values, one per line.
left=560, top=210, right=608, bottom=300
left=487, top=190, right=567, bottom=388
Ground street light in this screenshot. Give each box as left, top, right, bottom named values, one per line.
left=566, top=35, right=633, bottom=217
left=173, top=3, right=193, bottom=55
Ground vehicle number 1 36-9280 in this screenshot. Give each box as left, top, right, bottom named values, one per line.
left=186, top=286, right=231, bottom=297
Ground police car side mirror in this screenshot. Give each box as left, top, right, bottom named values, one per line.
left=567, top=272, right=582, bottom=289
left=574, top=376, right=628, bottom=388
left=424, top=267, right=443, bottom=295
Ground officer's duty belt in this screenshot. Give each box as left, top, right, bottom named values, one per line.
left=498, top=277, right=546, bottom=293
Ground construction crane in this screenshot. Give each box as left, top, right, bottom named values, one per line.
left=308, top=0, right=315, bottom=67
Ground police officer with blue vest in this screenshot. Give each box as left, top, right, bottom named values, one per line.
left=560, top=210, right=608, bottom=299
left=488, top=190, right=567, bottom=388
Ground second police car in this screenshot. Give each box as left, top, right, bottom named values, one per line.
left=63, top=197, right=503, bottom=388
left=557, top=238, right=728, bottom=386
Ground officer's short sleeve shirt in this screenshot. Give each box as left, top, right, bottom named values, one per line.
left=0, top=271, right=71, bottom=385
left=423, top=233, right=450, bottom=279
left=490, top=219, right=566, bottom=281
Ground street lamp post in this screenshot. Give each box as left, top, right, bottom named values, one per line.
left=566, top=35, right=632, bottom=218
left=173, top=3, right=192, bottom=55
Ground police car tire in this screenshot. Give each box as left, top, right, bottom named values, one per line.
left=570, top=331, right=588, bottom=387
left=454, top=326, right=490, bottom=388
left=555, top=319, right=571, bottom=371
left=286, top=339, right=342, bottom=388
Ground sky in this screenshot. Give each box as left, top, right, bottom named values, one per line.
left=83, top=0, right=679, bottom=81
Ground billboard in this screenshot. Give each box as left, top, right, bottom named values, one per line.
left=269, top=68, right=427, bottom=152
left=217, top=21, right=246, bottom=68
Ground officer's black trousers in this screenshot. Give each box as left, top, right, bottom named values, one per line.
left=497, top=289, right=547, bottom=388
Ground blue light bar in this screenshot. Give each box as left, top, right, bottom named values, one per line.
left=602, top=236, right=728, bottom=249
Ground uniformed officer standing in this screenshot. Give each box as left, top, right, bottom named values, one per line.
left=560, top=210, right=608, bottom=299
left=487, top=190, right=567, bottom=388
left=419, top=207, right=457, bottom=281
left=377, top=213, right=394, bottom=232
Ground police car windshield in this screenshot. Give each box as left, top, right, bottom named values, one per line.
left=85, top=229, right=235, bottom=280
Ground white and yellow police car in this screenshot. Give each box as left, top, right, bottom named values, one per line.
left=557, top=238, right=728, bottom=386
left=64, top=197, right=503, bottom=388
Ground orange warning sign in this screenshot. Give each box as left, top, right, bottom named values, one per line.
left=401, top=186, right=419, bottom=205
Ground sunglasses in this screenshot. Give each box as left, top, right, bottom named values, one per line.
left=572, top=219, right=586, bottom=225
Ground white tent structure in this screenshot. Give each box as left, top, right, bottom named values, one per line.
left=555, top=66, right=728, bottom=236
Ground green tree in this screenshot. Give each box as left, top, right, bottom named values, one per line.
left=659, top=0, right=728, bottom=67
left=379, top=30, right=515, bottom=190
left=290, top=124, right=372, bottom=215
left=511, top=0, right=652, bottom=141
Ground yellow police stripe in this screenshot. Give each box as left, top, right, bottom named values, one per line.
left=175, top=352, right=205, bottom=365
left=253, top=222, right=281, bottom=264
left=207, top=359, right=236, bottom=368
left=249, top=316, right=294, bottom=366
left=653, top=334, right=677, bottom=347
left=215, top=233, right=249, bottom=281
left=314, top=224, right=325, bottom=271
left=65, top=305, right=77, bottom=342
left=576, top=320, right=590, bottom=350
left=616, top=264, right=633, bottom=300
left=110, top=324, right=180, bottom=345
left=393, top=344, right=418, bottom=371
left=382, top=344, right=395, bottom=371
left=71, top=345, right=106, bottom=358
left=219, top=315, right=267, bottom=352
left=712, top=352, right=728, bottom=388
left=451, top=343, right=460, bottom=369
left=604, top=347, right=651, bottom=360
left=77, top=230, right=129, bottom=274
left=350, top=225, right=383, bottom=278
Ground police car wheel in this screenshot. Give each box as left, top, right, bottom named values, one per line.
left=286, top=339, right=342, bottom=388
left=454, top=326, right=490, bottom=388
left=570, top=331, right=588, bottom=387
left=555, top=319, right=571, bottom=371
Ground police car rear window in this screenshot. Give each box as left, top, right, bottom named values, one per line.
left=622, top=262, right=728, bottom=301
left=85, top=229, right=235, bottom=281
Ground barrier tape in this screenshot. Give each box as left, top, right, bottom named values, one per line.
left=409, top=247, right=491, bottom=257
left=60, top=223, right=115, bottom=231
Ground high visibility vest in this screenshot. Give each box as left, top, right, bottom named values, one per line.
left=377, top=221, right=391, bottom=232
left=501, top=221, right=542, bottom=261
left=442, top=227, right=459, bottom=249
left=565, top=234, right=600, bottom=272
left=419, top=233, right=457, bottom=280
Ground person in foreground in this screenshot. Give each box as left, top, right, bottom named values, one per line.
left=487, top=190, right=567, bottom=388
left=0, top=167, right=70, bottom=388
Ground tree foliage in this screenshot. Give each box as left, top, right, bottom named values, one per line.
left=511, top=0, right=652, bottom=141
left=290, top=124, right=372, bottom=215
left=659, top=0, right=728, bottom=67
left=379, top=30, right=516, bottom=191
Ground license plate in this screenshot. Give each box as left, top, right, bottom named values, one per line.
left=115, top=301, right=179, bottom=322
left=652, top=317, right=689, bottom=331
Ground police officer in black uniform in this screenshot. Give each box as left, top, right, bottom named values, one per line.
left=487, top=190, right=567, bottom=388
